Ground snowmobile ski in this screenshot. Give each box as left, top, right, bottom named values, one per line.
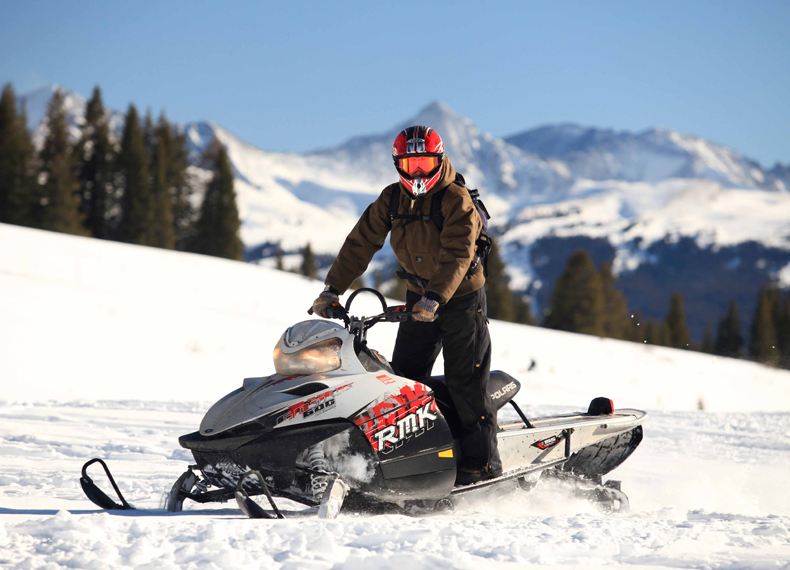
left=318, top=476, right=348, bottom=519
left=80, top=458, right=134, bottom=510
left=234, top=470, right=284, bottom=519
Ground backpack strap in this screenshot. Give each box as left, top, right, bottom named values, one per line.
left=428, top=187, right=448, bottom=231
left=387, top=185, right=401, bottom=227
left=425, top=173, right=465, bottom=231
left=452, top=172, right=493, bottom=278
left=389, top=174, right=489, bottom=236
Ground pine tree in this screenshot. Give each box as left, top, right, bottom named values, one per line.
left=776, top=292, right=790, bottom=369
left=512, top=293, right=534, bottom=325
left=665, top=293, right=691, bottom=349
left=76, top=86, right=116, bottom=238
left=701, top=324, right=714, bottom=353
left=544, top=250, right=605, bottom=336
left=628, top=312, right=643, bottom=343
left=135, top=113, right=194, bottom=249
left=117, top=105, right=154, bottom=244
left=36, top=88, right=84, bottom=234
left=0, top=84, right=37, bottom=226
left=644, top=320, right=671, bottom=346
left=485, top=240, right=514, bottom=321
left=749, top=285, right=779, bottom=365
left=275, top=244, right=284, bottom=270
left=599, top=261, right=631, bottom=339
left=643, top=321, right=658, bottom=345
left=714, top=301, right=743, bottom=358
left=165, top=125, right=195, bottom=251
left=301, top=243, right=317, bottom=279
left=192, top=140, right=243, bottom=260
left=142, top=110, right=156, bottom=156
left=148, top=116, right=176, bottom=249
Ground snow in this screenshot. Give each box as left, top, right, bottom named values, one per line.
left=1, top=223, right=790, bottom=568
left=3, top=222, right=789, bottom=409
left=1, top=402, right=788, bottom=568
left=505, top=178, right=790, bottom=253
left=777, top=262, right=790, bottom=288
left=506, top=123, right=770, bottom=191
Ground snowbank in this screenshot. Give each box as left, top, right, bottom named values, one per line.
left=1, top=222, right=789, bottom=411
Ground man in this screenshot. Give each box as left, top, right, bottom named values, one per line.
left=311, top=125, right=500, bottom=484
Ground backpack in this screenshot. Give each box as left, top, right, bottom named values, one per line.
left=387, top=172, right=493, bottom=277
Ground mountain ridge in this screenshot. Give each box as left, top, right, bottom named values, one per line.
left=14, top=85, right=790, bottom=339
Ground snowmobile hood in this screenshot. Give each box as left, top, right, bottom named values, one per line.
left=199, top=377, right=292, bottom=435
left=198, top=320, right=375, bottom=436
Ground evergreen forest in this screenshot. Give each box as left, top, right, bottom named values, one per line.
left=0, top=84, right=242, bottom=261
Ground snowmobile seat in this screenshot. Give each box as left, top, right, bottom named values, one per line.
left=418, top=371, right=523, bottom=438
left=420, top=370, right=521, bottom=414
left=487, top=371, right=521, bottom=409
left=587, top=397, right=615, bottom=415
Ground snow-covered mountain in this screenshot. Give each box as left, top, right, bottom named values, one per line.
left=19, top=85, right=125, bottom=148
left=185, top=101, right=790, bottom=340
left=17, top=86, right=790, bottom=338
left=505, top=123, right=786, bottom=191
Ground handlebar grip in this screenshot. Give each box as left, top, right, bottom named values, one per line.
left=385, top=305, right=413, bottom=322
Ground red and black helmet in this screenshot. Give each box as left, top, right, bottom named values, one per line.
left=392, top=125, right=445, bottom=196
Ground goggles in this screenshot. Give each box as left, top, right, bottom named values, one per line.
left=395, top=154, right=442, bottom=178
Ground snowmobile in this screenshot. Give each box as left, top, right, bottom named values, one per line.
left=80, top=288, right=645, bottom=519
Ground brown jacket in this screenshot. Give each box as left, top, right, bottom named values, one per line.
left=325, top=158, right=485, bottom=303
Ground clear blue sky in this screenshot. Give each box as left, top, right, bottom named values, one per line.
left=2, top=1, right=789, bottom=165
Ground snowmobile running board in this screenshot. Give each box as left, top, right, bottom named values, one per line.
left=452, top=428, right=573, bottom=494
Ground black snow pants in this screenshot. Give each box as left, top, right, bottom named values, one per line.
left=391, top=288, right=501, bottom=472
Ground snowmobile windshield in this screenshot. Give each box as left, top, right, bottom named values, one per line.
left=273, top=337, right=342, bottom=375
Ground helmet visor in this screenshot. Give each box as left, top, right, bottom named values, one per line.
left=396, top=155, right=441, bottom=178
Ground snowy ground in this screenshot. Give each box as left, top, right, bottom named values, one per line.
left=2, top=224, right=790, bottom=568
left=1, top=402, right=788, bottom=569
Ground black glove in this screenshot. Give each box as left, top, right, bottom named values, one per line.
left=311, top=286, right=340, bottom=318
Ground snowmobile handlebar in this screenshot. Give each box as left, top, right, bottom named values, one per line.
left=344, top=287, right=413, bottom=324
left=307, top=304, right=352, bottom=325
left=308, top=287, right=412, bottom=334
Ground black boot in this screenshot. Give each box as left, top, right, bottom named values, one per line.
left=455, top=463, right=502, bottom=486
